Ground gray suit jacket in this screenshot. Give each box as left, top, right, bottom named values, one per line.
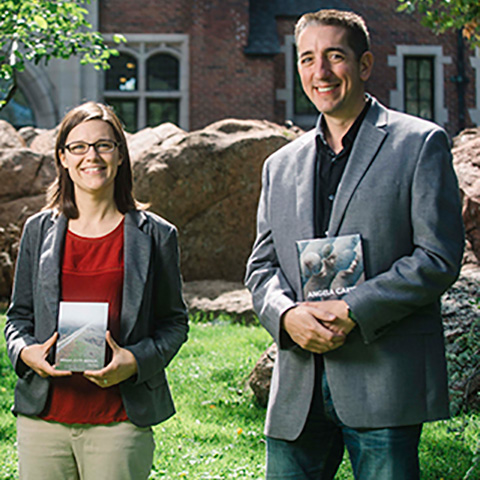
left=5, top=209, right=188, bottom=427
left=245, top=97, right=464, bottom=439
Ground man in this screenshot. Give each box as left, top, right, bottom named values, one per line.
left=245, top=9, right=464, bottom=480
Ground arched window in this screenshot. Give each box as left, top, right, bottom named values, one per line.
left=103, top=35, right=189, bottom=132
left=104, top=53, right=138, bottom=132
left=146, top=53, right=179, bottom=126
left=105, top=53, right=138, bottom=92
left=147, top=54, right=179, bottom=91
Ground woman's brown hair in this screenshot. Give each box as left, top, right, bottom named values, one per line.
left=46, top=101, right=137, bottom=218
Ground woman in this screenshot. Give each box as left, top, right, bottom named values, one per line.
left=4, top=102, right=189, bottom=480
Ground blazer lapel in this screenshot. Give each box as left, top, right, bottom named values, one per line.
left=295, top=135, right=317, bottom=240
left=121, top=211, right=152, bottom=341
left=38, top=213, right=67, bottom=335
left=328, top=101, right=388, bottom=236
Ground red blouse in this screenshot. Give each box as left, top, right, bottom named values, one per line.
left=41, top=219, right=128, bottom=424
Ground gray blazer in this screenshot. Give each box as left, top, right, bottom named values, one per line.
left=5, top=209, right=188, bottom=427
left=245, top=97, right=464, bottom=440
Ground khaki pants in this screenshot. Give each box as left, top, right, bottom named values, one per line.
left=17, top=414, right=155, bottom=480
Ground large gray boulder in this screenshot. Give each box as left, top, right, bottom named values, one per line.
left=452, top=127, right=480, bottom=267
left=127, top=123, right=185, bottom=163
left=0, top=149, right=56, bottom=226
left=29, top=126, right=58, bottom=154
left=0, top=223, right=21, bottom=298
left=0, top=120, right=26, bottom=149
left=183, top=280, right=254, bottom=323
left=0, top=148, right=55, bottom=296
left=0, top=118, right=300, bottom=297
left=133, top=118, right=299, bottom=281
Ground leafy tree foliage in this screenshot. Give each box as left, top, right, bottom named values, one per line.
left=397, top=0, right=480, bottom=48
left=397, top=0, right=480, bottom=47
left=0, top=0, right=124, bottom=109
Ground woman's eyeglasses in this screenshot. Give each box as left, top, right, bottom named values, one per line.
left=64, top=139, right=118, bottom=155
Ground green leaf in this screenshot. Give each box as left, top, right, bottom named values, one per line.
left=0, top=0, right=152, bottom=109
left=33, top=14, right=48, bottom=30
left=112, top=34, right=127, bottom=44
left=396, top=0, right=480, bottom=48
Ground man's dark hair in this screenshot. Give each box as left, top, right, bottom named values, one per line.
left=295, top=9, right=371, bottom=60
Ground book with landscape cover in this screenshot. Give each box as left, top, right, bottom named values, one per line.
left=55, top=302, right=108, bottom=372
left=296, top=234, right=365, bottom=301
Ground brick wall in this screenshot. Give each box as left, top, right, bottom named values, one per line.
left=99, top=1, right=477, bottom=135
left=186, top=1, right=275, bottom=130
left=100, top=0, right=276, bottom=131
left=100, top=0, right=190, bottom=32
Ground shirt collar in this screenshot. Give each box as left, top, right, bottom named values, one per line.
left=315, top=95, right=372, bottom=152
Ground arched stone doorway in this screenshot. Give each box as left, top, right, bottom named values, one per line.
left=0, top=63, right=58, bottom=129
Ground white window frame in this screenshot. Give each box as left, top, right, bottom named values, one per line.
left=388, top=45, right=451, bottom=126
left=103, top=33, right=189, bottom=130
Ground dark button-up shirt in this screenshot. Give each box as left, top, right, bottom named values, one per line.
left=314, top=98, right=372, bottom=238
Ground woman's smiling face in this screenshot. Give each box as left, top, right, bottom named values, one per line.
left=59, top=119, right=123, bottom=199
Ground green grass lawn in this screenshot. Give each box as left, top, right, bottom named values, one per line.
left=1, top=314, right=479, bottom=479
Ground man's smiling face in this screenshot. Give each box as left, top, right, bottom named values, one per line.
left=297, top=24, right=373, bottom=124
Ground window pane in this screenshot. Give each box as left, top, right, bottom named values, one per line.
left=406, top=100, right=418, bottom=116
left=419, top=60, right=432, bottom=80
left=0, top=86, right=35, bottom=128
left=105, top=53, right=138, bottom=92
left=404, top=56, right=434, bottom=121
left=405, top=80, right=417, bottom=101
left=147, top=99, right=179, bottom=126
left=405, top=59, right=418, bottom=79
left=106, top=99, right=138, bottom=132
left=419, top=80, right=432, bottom=101
left=419, top=101, right=432, bottom=120
left=147, top=54, right=179, bottom=91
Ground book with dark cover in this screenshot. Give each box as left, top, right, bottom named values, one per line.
left=296, top=234, right=365, bottom=301
left=55, top=302, right=108, bottom=372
